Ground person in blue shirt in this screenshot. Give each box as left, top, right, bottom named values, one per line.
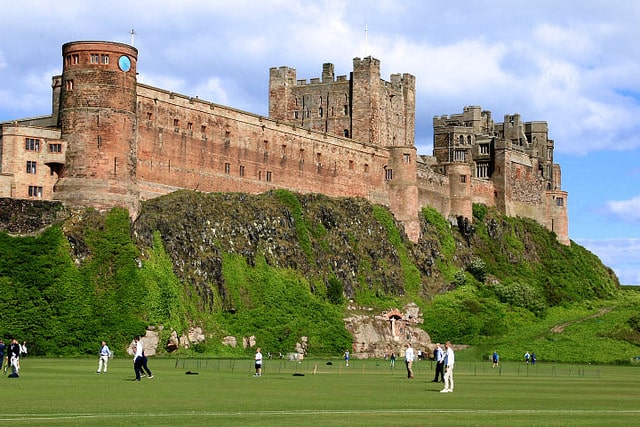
left=432, top=343, right=445, bottom=382
left=492, top=351, right=499, bottom=368
left=97, top=341, right=112, bottom=373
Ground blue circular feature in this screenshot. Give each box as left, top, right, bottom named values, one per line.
left=118, top=55, right=131, bottom=72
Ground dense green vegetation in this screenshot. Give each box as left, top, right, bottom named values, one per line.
left=0, top=194, right=638, bottom=364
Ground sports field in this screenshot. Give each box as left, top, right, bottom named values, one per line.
left=3, top=357, right=639, bottom=426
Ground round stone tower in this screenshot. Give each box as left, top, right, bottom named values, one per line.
left=54, top=41, right=140, bottom=216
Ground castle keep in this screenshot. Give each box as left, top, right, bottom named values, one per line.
left=0, top=41, right=569, bottom=244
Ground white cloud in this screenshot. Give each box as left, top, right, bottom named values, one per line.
left=576, top=238, right=640, bottom=286
left=605, top=196, right=640, bottom=225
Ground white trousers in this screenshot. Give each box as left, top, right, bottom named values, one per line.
left=443, top=365, right=454, bottom=390
left=97, top=355, right=109, bottom=372
left=10, top=356, right=19, bottom=375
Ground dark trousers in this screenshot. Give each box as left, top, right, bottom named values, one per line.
left=141, top=355, right=152, bottom=376
left=134, top=356, right=144, bottom=380
left=433, top=361, right=444, bottom=382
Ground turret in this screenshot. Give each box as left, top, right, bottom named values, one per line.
left=54, top=41, right=140, bottom=216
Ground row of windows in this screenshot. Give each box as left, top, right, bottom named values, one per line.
left=293, top=105, right=350, bottom=119
left=220, top=160, right=392, bottom=182
left=24, top=138, right=62, bottom=153
left=224, top=163, right=273, bottom=182
left=64, top=53, right=110, bottom=66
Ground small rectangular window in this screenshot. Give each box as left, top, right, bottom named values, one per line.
left=266, top=171, right=272, bottom=182
left=403, top=153, right=410, bottom=164
left=25, top=138, right=41, bottom=152
left=146, top=112, right=153, bottom=120
left=556, top=197, right=564, bottom=207
left=224, top=163, right=230, bottom=174
left=48, top=143, right=62, bottom=153
left=26, top=161, right=37, bottom=174
left=385, top=168, right=393, bottom=181
left=101, top=54, right=109, bottom=64
left=201, top=125, right=206, bottom=133
left=460, top=175, right=467, bottom=183
left=72, top=54, right=79, bottom=64
left=28, top=186, right=43, bottom=198
left=239, top=165, right=245, bottom=177
left=91, top=54, right=99, bottom=64
left=66, top=79, right=74, bottom=90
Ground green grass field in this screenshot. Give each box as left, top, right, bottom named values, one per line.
left=3, top=357, right=640, bottom=426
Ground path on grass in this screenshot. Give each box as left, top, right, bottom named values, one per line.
left=550, top=307, right=613, bottom=333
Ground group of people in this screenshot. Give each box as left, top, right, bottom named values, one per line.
left=0, top=339, right=26, bottom=378
left=93, top=336, right=154, bottom=381
left=524, top=351, right=537, bottom=365
left=403, top=341, right=455, bottom=393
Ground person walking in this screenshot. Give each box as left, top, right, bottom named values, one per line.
left=132, top=336, right=144, bottom=381
left=492, top=350, right=499, bottom=368
left=440, top=341, right=455, bottom=393
left=97, top=341, right=112, bottom=373
left=343, top=349, right=350, bottom=367
left=432, top=343, right=445, bottom=382
left=140, top=349, right=154, bottom=379
left=389, top=352, right=396, bottom=368
left=254, top=347, right=263, bottom=377
left=404, top=342, right=415, bottom=379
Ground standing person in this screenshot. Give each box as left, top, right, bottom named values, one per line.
left=531, top=352, right=537, bottom=365
left=441, top=341, right=455, bottom=393
left=432, top=343, right=445, bottom=382
left=389, top=352, right=396, bottom=368
left=132, top=336, right=144, bottom=381
left=343, top=349, right=350, bottom=367
left=404, top=342, right=415, bottom=379
left=254, top=347, right=263, bottom=377
left=20, top=341, right=27, bottom=359
left=492, top=350, right=499, bottom=368
left=0, top=339, right=5, bottom=374
left=97, top=341, right=112, bottom=374
left=524, top=351, right=530, bottom=364
left=8, top=339, right=21, bottom=378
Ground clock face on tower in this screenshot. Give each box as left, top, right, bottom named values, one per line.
left=118, top=55, right=131, bottom=72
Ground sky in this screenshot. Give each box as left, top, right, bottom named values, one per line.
left=1, top=0, right=639, bottom=285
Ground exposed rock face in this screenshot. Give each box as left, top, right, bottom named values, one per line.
left=344, top=303, right=432, bottom=359
left=0, top=199, right=68, bottom=234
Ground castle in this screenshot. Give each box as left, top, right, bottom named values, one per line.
left=0, top=41, right=568, bottom=244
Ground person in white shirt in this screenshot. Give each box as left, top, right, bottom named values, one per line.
left=97, top=341, right=112, bottom=373
left=441, top=341, right=455, bottom=393
left=254, top=347, right=263, bottom=377
left=133, top=336, right=144, bottom=381
left=404, top=343, right=415, bottom=379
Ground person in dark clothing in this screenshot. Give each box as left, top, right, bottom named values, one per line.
left=8, top=339, right=21, bottom=378
left=432, top=343, right=445, bottom=382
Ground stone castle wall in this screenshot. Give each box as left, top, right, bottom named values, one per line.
left=0, top=40, right=569, bottom=245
